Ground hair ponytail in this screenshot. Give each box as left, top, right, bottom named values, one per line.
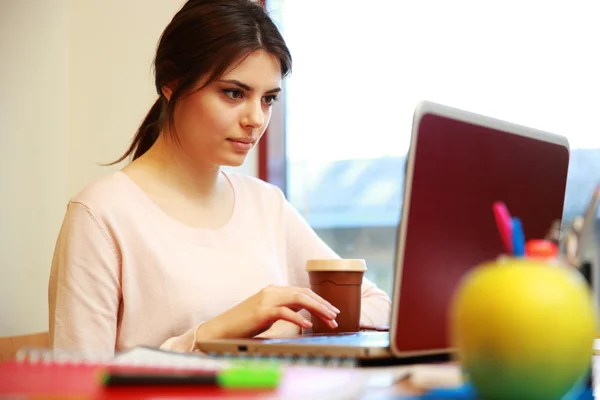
left=109, top=97, right=165, bottom=165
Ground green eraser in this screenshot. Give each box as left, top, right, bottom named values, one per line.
left=216, top=365, right=282, bottom=389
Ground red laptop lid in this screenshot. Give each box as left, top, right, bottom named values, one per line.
left=390, top=102, right=569, bottom=356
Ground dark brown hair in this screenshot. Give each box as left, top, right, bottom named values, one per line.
left=111, top=0, right=292, bottom=164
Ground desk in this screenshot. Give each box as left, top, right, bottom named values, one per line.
left=357, top=362, right=460, bottom=398
left=1, top=357, right=593, bottom=398
left=361, top=355, right=599, bottom=399
left=362, top=377, right=423, bottom=398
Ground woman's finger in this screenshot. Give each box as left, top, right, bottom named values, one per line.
left=279, top=291, right=339, bottom=324
left=291, top=291, right=339, bottom=329
left=263, top=286, right=337, bottom=319
left=269, top=306, right=312, bottom=329
left=299, top=287, right=340, bottom=314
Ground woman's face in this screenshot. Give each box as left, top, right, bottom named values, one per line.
left=167, top=50, right=282, bottom=168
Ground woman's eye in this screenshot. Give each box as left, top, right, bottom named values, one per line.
left=262, top=95, right=278, bottom=105
left=223, top=89, right=243, bottom=100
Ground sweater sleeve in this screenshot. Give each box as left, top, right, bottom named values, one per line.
left=49, top=202, right=200, bottom=355
left=283, top=198, right=392, bottom=327
left=48, top=201, right=122, bottom=356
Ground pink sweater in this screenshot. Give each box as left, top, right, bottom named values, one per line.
left=48, top=171, right=391, bottom=355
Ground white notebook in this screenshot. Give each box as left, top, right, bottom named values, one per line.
left=113, top=346, right=232, bottom=370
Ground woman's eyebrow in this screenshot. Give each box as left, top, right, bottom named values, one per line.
left=218, top=79, right=281, bottom=94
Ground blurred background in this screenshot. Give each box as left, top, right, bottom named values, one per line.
left=266, top=0, right=600, bottom=296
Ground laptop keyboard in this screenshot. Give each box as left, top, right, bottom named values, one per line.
left=262, top=331, right=390, bottom=347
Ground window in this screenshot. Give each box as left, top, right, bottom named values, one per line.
left=266, top=1, right=600, bottom=297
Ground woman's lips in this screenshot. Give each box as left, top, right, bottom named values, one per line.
left=227, top=138, right=254, bottom=152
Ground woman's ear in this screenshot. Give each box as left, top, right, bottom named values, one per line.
left=161, top=84, right=173, bottom=101
left=160, top=80, right=179, bottom=101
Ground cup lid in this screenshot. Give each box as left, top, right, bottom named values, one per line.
left=305, top=259, right=367, bottom=272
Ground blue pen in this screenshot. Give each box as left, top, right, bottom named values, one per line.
left=512, top=217, right=525, bottom=256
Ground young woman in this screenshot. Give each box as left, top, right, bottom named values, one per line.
left=48, top=0, right=391, bottom=355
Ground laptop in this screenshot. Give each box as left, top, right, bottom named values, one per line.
left=195, top=101, right=570, bottom=364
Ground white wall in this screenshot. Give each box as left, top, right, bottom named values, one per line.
left=0, top=0, right=69, bottom=336
left=67, top=0, right=184, bottom=194
left=0, top=0, right=258, bottom=337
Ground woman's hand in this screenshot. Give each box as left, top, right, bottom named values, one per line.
left=196, top=285, right=339, bottom=340
left=254, top=319, right=302, bottom=339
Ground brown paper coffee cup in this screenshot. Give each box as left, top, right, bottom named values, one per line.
left=306, top=259, right=367, bottom=334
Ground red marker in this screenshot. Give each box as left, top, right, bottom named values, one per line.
left=492, top=201, right=513, bottom=254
